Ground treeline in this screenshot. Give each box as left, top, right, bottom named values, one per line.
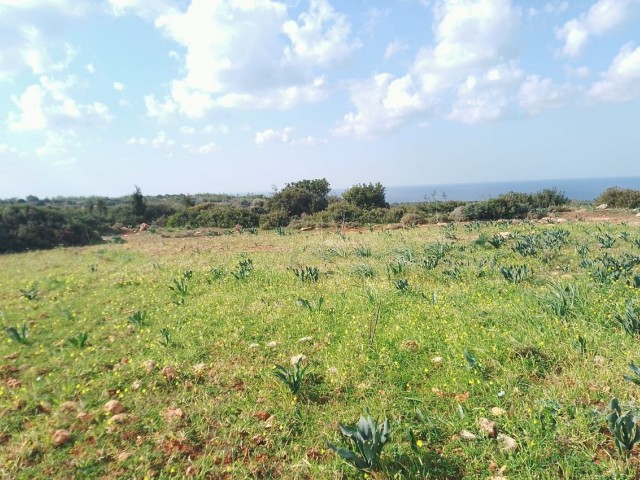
left=2, top=181, right=639, bottom=254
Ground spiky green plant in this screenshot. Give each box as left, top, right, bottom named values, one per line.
left=291, top=266, right=319, bottom=283
left=19, top=286, right=39, bottom=300
left=623, top=363, right=640, bottom=386
left=329, top=413, right=391, bottom=471
left=500, top=265, right=530, bottom=283
left=607, top=398, right=640, bottom=458
left=616, top=302, right=640, bottom=336
left=128, top=310, right=148, bottom=327
left=488, top=235, right=506, bottom=248
left=5, top=322, right=29, bottom=345
left=273, top=357, right=307, bottom=395
left=68, top=332, right=89, bottom=348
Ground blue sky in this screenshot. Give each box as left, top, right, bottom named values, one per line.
left=1, top=0, right=639, bottom=198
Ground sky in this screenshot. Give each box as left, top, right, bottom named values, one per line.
left=1, top=0, right=640, bottom=198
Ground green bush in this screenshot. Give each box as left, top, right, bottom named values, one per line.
left=260, top=210, right=291, bottom=229
left=595, top=187, right=640, bottom=209
left=0, top=205, right=104, bottom=253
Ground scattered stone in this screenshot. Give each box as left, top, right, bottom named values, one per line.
left=164, top=407, right=184, bottom=422
left=266, top=341, right=277, bottom=348
left=498, top=433, right=518, bottom=452
left=265, top=415, right=275, bottom=428
left=299, top=227, right=314, bottom=232
left=108, top=413, right=128, bottom=424
left=77, top=412, right=94, bottom=423
left=59, top=401, right=78, bottom=413
left=117, top=451, right=131, bottom=463
left=290, top=354, right=307, bottom=365
left=431, top=356, right=443, bottom=365
left=6, top=378, right=22, bottom=389
left=556, top=218, right=568, bottom=223
left=594, top=355, right=605, bottom=366
left=193, top=363, right=207, bottom=378
left=401, top=339, right=419, bottom=352
left=52, top=429, right=72, bottom=447
left=162, top=366, right=178, bottom=380
left=498, top=232, right=512, bottom=239
left=478, top=418, right=497, bottom=438
left=3, top=352, right=19, bottom=360
left=139, top=223, right=149, bottom=232
left=298, top=336, right=313, bottom=343
left=460, top=430, right=478, bottom=441
left=132, top=379, right=142, bottom=390
left=491, top=407, right=507, bottom=417
left=596, top=204, right=608, bottom=210
left=142, top=360, right=155, bottom=373
left=248, top=343, right=260, bottom=350
left=253, top=411, right=271, bottom=422
left=104, top=400, right=125, bottom=415
left=327, top=367, right=338, bottom=375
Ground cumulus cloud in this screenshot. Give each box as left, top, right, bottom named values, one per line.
left=335, top=0, right=521, bottom=137
left=35, top=130, right=80, bottom=157
left=590, top=43, right=640, bottom=101
left=6, top=76, right=113, bottom=131
left=556, top=0, right=636, bottom=57
left=0, top=1, right=84, bottom=78
left=384, top=38, right=409, bottom=60
left=113, top=81, right=125, bottom=91
left=254, top=127, right=324, bottom=145
left=518, top=75, right=568, bottom=114
left=143, top=0, right=358, bottom=118
left=127, top=130, right=176, bottom=148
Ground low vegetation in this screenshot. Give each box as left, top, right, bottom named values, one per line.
left=2, top=218, right=640, bottom=478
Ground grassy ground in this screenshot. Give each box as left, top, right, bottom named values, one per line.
left=1, top=220, right=640, bottom=479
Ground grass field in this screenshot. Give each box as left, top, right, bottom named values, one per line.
left=1, top=220, right=640, bottom=479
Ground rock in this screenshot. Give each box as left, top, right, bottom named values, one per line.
left=556, top=218, right=568, bottom=223
left=162, top=366, right=178, bottom=380
left=594, top=355, right=605, bottom=366
left=498, top=232, right=512, bottom=239
left=299, top=227, right=314, bottom=232
left=108, top=413, right=128, bottom=424
left=6, top=378, right=22, bottom=389
left=478, top=418, right=497, bottom=438
left=77, top=412, right=94, bottom=423
left=451, top=206, right=466, bottom=221
left=491, top=407, right=507, bottom=417
left=431, top=356, right=443, bottom=365
left=460, top=430, right=478, bottom=441
left=164, top=407, right=184, bottom=422
left=290, top=354, right=307, bottom=365
left=52, top=429, right=72, bottom=446
left=139, top=223, right=149, bottom=232
left=193, top=363, right=207, bottom=378
left=264, top=415, right=275, bottom=428
left=436, top=222, right=449, bottom=227
left=58, top=401, right=78, bottom=413
left=498, top=433, right=518, bottom=452
left=298, top=336, right=313, bottom=343
left=596, top=204, right=608, bottom=210
left=401, top=339, right=419, bottom=352
left=132, top=379, right=142, bottom=390
left=142, top=360, right=155, bottom=373
left=266, top=341, right=277, bottom=348
left=248, top=343, right=260, bottom=350
left=104, top=400, right=125, bottom=415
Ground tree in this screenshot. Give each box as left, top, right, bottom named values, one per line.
left=268, top=178, right=331, bottom=216
left=343, top=182, right=388, bottom=210
left=130, top=185, right=146, bottom=222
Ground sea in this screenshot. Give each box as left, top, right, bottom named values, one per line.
left=346, top=177, right=640, bottom=204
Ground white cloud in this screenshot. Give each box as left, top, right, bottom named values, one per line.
left=85, top=63, right=95, bottom=74
left=143, top=0, right=357, bottom=118
left=255, top=127, right=294, bottom=145
left=590, top=43, right=640, bottom=101
left=518, top=75, right=568, bottom=114
left=107, top=0, right=176, bottom=19
left=556, top=0, right=636, bottom=57
left=448, top=63, right=523, bottom=124
left=197, top=142, right=217, bottom=154
left=384, top=38, right=409, bottom=60
left=203, top=123, right=230, bottom=135
left=564, top=65, right=590, bottom=78
left=283, top=0, right=361, bottom=66
left=336, top=0, right=521, bottom=137
left=6, top=84, right=47, bottom=131
left=35, top=130, right=80, bottom=157
left=0, top=143, right=21, bottom=155
left=113, top=81, right=125, bottom=91
left=528, top=1, right=569, bottom=17
left=0, top=1, right=84, bottom=78
left=179, top=126, right=196, bottom=135
left=128, top=131, right=176, bottom=148
left=7, top=76, right=113, bottom=130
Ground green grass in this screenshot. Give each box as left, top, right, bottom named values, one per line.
left=1, top=222, right=640, bottom=478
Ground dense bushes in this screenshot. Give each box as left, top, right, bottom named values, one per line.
left=596, top=187, right=640, bottom=209
left=0, top=205, right=104, bottom=253
left=463, top=188, right=570, bottom=221
left=166, top=204, right=259, bottom=229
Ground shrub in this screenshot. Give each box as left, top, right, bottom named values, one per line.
left=259, top=210, right=291, bottom=229
left=595, top=187, right=640, bottom=209
left=343, top=182, right=388, bottom=209
left=400, top=213, right=424, bottom=226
